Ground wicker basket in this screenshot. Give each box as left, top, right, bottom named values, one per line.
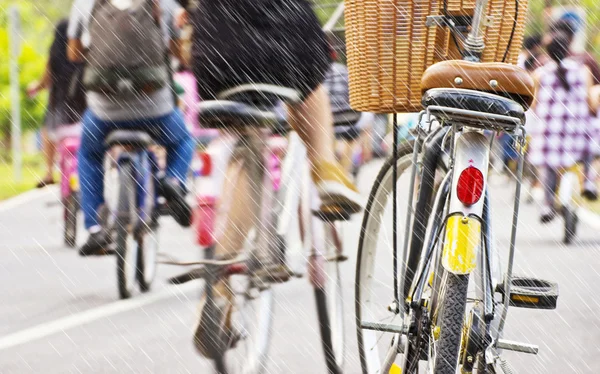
left=345, top=0, right=528, bottom=113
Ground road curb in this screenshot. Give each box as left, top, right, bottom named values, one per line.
left=0, top=185, right=57, bottom=213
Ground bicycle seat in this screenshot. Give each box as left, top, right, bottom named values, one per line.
left=105, top=130, right=153, bottom=148
left=421, top=60, right=535, bottom=109
left=199, top=84, right=299, bottom=130
left=217, top=84, right=303, bottom=106
left=422, top=88, right=525, bottom=128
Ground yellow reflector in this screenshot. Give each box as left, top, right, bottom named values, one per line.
left=442, top=215, right=481, bottom=274
left=511, top=294, right=540, bottom=304
left=389, top=363, right=402, bottom=374
left=69, top=174, right=80, bottom=191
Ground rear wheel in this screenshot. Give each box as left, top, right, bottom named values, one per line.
left=137, top=222, right=159, bottom=292
left=314, top=223, right=345, bottom=374
left=433, top=273, right=470, bottom=374
left=63, top=193, right=78, bottom=248
left=137, top=158, right=159, bottom=293
left=116, top=162, right=138, bottom=300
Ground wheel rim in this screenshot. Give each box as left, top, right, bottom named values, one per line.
left=223, top=276, right=274, bottom=374
left=357, top=153, right=416, bottom=374
left=141, top=227, right=159, bottom=284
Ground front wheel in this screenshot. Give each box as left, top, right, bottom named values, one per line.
left=314, top=223, right=345, bottom=374
left=433, top=273, right=470, bottom=374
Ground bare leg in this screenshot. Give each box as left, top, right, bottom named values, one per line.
left=212, top=131, right=262, bottom=261
left=41, top=128, right=56, bottom=182
left=338, top=139, right=354, bottom=174
left=286, top=85, right=335, bottom=165
left=287, top=85, right=362, bottom=212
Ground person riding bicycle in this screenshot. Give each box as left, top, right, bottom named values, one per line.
left=530, top=34, right=596, bottom=222
left=189, top=0, right=363, bottom=356
left=28, top=19, right=87, bottom=189
left=67, top=0, right=195, bottom=256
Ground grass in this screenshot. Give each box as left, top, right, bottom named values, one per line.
left=0, top=153, right=49, bottom=200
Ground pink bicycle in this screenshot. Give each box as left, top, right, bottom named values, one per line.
left=57, top=124, right=83, bottom=248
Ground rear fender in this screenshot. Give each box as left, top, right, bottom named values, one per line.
left=442, top=131, right=490, bottom=275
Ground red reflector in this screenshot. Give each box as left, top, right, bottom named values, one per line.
left=456, top=167, right=484, bottom=206
left=199, top=152, right=212, bottom=176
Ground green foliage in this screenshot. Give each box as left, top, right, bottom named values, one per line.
left=0, top=0, right=69, bottom=141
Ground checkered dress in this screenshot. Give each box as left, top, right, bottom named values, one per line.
left=528, top=59, right=595, bottom=168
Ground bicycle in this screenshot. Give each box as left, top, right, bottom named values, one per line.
left=352, top=0, right=560, bottom=373
left=168, top=84, right=347, bottom=374
left=57, top=124, right=83, bottom=248
left=102, top=130, right=160, bottom=299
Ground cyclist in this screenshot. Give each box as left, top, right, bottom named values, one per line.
left=548, top=19, right=600, bottom=200
left=27, top=19, right=87, bottom=188
left=530, top=34, right=596, bottom=222
left=67, top=0, right=195, bottom=256
left=189, top=0, right=363, bottom=356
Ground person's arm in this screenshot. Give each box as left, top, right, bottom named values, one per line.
left=530, top=70, right=542, bottom=111
left=584, top=52, right=600, bottom=86
left=160, top=0, right=185, bottom=60
left=27, top=61, right=52, bottom=97
left=584, top=66, right=599, bottom=116
left=67, top=0, right=90, bottom=63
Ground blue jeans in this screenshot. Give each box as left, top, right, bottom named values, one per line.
left=78, top=109, right=194, bottom=229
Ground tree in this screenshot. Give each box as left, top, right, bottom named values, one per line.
left=0, top=1, right=58, bottom=147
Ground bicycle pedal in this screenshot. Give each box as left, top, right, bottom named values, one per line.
left=496, top=338, right=538, bottom=355
left=313, top=207, right=351, bottom=222
left=496, top=276, right=558, bottom=310
left=168, top=267, right=208, bottom=285
left=328, top=254, right=349, bottom=262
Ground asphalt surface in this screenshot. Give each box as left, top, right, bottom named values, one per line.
left=0, top=160, right=599, bottom=373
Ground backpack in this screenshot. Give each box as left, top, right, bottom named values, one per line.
left=83, top=0, right=169, bottom=95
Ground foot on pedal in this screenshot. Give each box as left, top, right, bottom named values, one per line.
left=497, top=276, right=558, bottom=309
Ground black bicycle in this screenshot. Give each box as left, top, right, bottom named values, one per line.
left=102, top=130, right=160, bottom=299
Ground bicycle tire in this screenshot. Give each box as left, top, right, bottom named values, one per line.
left=137, top=160, right=159, bottom=292
left=433, top=273, right=470, bottom=374
left=563, top=208, right=577, bottom=245
left=356, top=141, right=417, bottom=374
left=116, top=162, right=139, bottom=300
left=137, top=222, right=159, bottom=292
left=63, top=193, right=78, bottom=248
left=315, top=223, right=345, bottom=374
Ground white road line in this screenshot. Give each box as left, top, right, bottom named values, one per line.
left=0, top=186, right=57, bottom=213
left=0, top=281, right=198, bottom=351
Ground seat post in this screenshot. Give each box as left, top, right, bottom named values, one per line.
left=463, top=0, right=489, bottom=61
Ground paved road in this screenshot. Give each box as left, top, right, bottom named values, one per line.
left=0, top=161, right=599, bottom=373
